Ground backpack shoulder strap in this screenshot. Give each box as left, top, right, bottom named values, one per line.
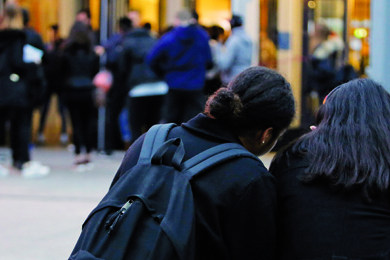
left=180, top=143, right=260, bottom=179
left=138, top=123, right=176, bottom=164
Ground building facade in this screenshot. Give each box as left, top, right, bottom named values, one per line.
left=1, top=0, right=384, bottom=142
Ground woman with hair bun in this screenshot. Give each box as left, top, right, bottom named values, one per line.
left=270, top=78, right=390, bottom=259
left=105, top=66, right=295, bottom=259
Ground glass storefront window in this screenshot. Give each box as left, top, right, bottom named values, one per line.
left=307, top=0, right=346, bottom=66
left=259, top=0, right=278, bottom=68
left=348, top=0, right=370, bottom=76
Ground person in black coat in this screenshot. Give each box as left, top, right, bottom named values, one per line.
left=110, top=66, right=296, bottom=259
left=270, top=78, right=390, bottom=259
left=61, top=21, right=99, bottom=169
left=118, top=27, right=166, bottom=145
left=0, top=0, right=49, bottom=176
left=38, top=24, right=68, bottom=145
left=99, top=17, right=133, bottom=153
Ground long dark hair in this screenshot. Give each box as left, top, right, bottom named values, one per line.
left=294, top=78, right=390, bottom=194
left=64, top=21, right=93, bottom=53
left=204, top=66, right=295, bottom=136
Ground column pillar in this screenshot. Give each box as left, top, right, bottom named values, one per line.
left=165, top=0, right=184, bottom=26
left=368, top=0, right=390, bottom=91
left=0, top=1, right=4, bottom=15
left=58, top=0, right=82, bottom=37
left=277, top=0, right=303, bottom=127
left=231, top=0, right=260, bottom=65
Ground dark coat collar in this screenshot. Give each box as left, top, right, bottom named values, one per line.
left=125, top=28, right=151, bottom=38
left=0, top=29, right=26, bottom=52
left=0, top=29, right=25, bottom=39
left=182, top=113, right=242, bottom=144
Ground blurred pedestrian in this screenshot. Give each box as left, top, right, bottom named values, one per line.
left=146, top=8, right=212, bottom=125
left=215, top=14, right=253, bottom=85
left=75, top=8, right=99, bottom=46
left=128, top=9, right=141, bottom=29
left=0, top=0, right=49, bottom=177
left=95, top=17, right=132, bottom=69
left=118, top=20, right=167, bottom=144
left=21, top=8, right=47, bottom=109
left=95, top=17, right=133, bottom=153
left=307, top=23, right=344, bottom=104
left=270, top=78, right=390, bottom=259
left=21, top=8, right=45, bottom=51
left=204, top=25, right=225, bottom=96
left=38, top=24, right=68, bottom=146
left=61, top=21, right=99, bottom=170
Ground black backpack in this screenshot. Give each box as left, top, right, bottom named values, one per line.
left=69, top=123, right=259, bottom=260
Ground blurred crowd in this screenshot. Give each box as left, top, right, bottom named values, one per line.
left=0, top=0, right=254, bottom=176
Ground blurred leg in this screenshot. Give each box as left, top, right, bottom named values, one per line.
left=10, top=108, right=32, bottom=168
left=162, top=89, right=184, bottom=125
left=67, top=105, right=82, bottom=155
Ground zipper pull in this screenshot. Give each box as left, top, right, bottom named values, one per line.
left=105, top=200, right=134, bottom=234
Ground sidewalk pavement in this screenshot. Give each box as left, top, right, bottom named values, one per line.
left=0, top=146, right=274, bottom=260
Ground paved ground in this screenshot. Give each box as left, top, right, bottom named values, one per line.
left=0, top=146, right=275, bottom=260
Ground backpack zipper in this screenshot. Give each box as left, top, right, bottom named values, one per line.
left=105, top=199, right=134, bottom=234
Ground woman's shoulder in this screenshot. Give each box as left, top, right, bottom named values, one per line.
left=0, top=29, right=26, bottom=45
left=269, top=141, right=310, bottom=177
left=0, top=29, right=25, bottom=37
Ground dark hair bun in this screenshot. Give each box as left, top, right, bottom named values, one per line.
left=205, top=66, right=295, bottom=135
left=205, top=87, right=243, bottom=123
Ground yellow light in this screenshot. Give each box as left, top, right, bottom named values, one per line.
left=354, top=28, right=368, bottom=39
left=308, top=1, right=317, bottom=9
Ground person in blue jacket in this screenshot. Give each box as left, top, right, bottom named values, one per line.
left=146, top=8, right=212, bottom=125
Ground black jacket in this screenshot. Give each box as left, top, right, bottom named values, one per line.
left=60, top=43, right=99, bottom=102
left=269, top=145, right=390, bottom=260
left=0, top=29, right=30, bottom=108
left=118, top=28, right=161, bottom=92
left=111, top=113, right=277, bottom=260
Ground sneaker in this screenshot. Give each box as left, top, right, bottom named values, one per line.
left=85, top=161, right=94, bottom=171
left=60, top=133, right=69, bottom=146
left=74, top=163, right=87, bottom=172
left=0, top=165, right=9, bottom=177
left=22, top=161, right=50, bottom=178
left=73, top=159, right=94, bottom=172
left=37, top=133, right=45, bottom=145
left=67, top=144, right=75, bottom=153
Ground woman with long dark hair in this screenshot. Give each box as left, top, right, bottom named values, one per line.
left=270, top=78, right=390, bottom=259
left=61, top=21, right=99, bottom=170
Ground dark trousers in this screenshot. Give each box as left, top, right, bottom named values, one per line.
left=162, top=89, right=206, bottom=125
left=38, top=90, right=67, bottom=134
left=128, top=95, right=165, bottom=144
left=104, top=100, right=125, bottom=152
left=0, top=107, right=32, bottom=168
left=67, top=97, right=97, bottom=155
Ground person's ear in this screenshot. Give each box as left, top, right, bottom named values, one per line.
left=255, top=127, right=273, bottom=145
